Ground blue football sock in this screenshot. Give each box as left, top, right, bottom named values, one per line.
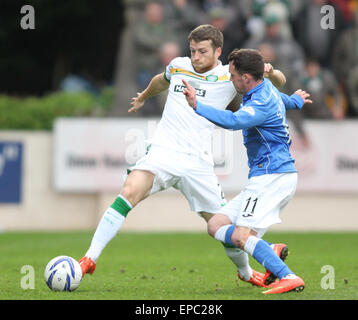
left=263, top=240, right=272, bottom=246
left=224, top=225, right=236, bottom=246
left=221, top=227, right=291, bottom=279
left=251, top=238, right=293, bottom=279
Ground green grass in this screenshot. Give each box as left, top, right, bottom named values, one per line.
left=0, top=231, right=357, bottom=300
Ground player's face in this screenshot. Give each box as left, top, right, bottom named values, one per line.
left=190, top=40, right=221, bottom=74
left=229, top=61, right=249, bottom=94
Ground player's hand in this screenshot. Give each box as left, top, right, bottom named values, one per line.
left=294, top=89, right=313, bottom=104
left=263, top=63, right=274, bottom=77
left=129, top=92, right=145, bottom=113
left=263, top=64, right=286, bottom=87
left=182, top=79, right=197, bottom=110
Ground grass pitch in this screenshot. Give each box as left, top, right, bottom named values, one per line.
left=1, top=231, right=357, bottom=300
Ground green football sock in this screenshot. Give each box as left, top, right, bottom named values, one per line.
left=85, top=195, right=132, bottom=261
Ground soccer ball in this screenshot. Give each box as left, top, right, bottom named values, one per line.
left=44, top=256, right=83, bottom=291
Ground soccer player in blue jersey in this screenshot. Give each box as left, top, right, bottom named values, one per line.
left=182, top=48, right=312, bottom=294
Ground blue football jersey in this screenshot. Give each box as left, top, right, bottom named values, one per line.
left=195, top=78, right=304, bottom=178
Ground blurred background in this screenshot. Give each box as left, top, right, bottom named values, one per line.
left=0, top=0, right=357, bottom=232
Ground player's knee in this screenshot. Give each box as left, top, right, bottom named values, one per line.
left=232, top=229, right=250, bottom=249
left=234, top=236, right=246, bottom=250
left=207, top=214, right=233, bottom=238
left=207, top=218, right=220, bottom=238
left=121, top=170, right=154, bottom=206
left=120, top=185, right=137, bottom=206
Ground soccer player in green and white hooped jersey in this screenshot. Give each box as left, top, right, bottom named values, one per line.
left=79, top=25, right=291, bottom=287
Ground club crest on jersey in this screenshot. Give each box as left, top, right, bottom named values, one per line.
left=205, top=75, right=218, bottom=82
left=174, top=84, right=206, bottom=97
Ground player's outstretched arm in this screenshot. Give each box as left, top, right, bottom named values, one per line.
left=293, top=89, right=313, bottom=105
left=264, top=63, right=286, bottom=87
left=183, top=79, right=266, bottom=130
left=280, top=89, right=312, bottom=110
left=128, top=72, right=169, bottom=113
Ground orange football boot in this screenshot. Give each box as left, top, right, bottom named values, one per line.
left=262, top=275, right=305, bottom=294
left=263, top=243, right=289, bottom=285
left=78, top=256, right=96, bottom=276
left=238, top=269, right=268, bottom=287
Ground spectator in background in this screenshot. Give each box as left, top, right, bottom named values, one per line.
left=163, top=0, right=206, bottom=56
left=261, top=0, right=293, bottom=39
left=292, top=0, right=344, bottom=67
left=332, top=9, right=358, bottom=116
left=230, top=0, right=255, bottom=22
left=207, top=7, right=247, bottom=64
left=234, top=0, right=294, bottom=45
left=251, top=0, right=291, bottom=17
left=133, top=1, right=176, bottom=116
left=156, top=41, right=181, bottom=108
left=245, top=14, right=306, bottom=92
left=159, top=42, right=181, bottom=70
left=331, top=0, right=355, bottom=26
left=257, top=42, right=299, bottom=93
left=347, top=0, right=358, bottom=18
left=300, top=58, right=346, bottom=120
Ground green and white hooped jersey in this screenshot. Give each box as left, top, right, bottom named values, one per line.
left=150, top=57, right=237, bottom=165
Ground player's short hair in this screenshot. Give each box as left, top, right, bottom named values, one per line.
left=228, top=49, right=264, bottom=81
left=188, top=24, right=224, bottom=49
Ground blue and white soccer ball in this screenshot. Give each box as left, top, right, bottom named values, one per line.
left=44, top=256, right=83, bottom=291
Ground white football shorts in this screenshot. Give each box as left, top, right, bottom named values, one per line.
left=220, top=172, right=297, bottom=237
left=128, top=145, right=226, bottom=213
